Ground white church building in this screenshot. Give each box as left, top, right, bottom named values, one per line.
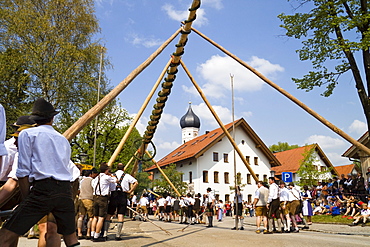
left=146, top=104, right=282, bottom=203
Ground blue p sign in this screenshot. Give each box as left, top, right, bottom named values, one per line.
left=282, top=172, right=293, bottom=183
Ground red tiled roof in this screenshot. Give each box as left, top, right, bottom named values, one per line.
left=145, top=118, right=281, bottom=171
left=271, top=145, right=313, bottom=175
left=334, top=164, right=359, bottom=177
left=271, top=144, right=338, bottom=176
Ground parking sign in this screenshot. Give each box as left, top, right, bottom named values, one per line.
left=282, top=172, right=293, bottom=183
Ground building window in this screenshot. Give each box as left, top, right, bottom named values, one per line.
left=214, top=171, right=219, bottom=183
left=263, top=175, right=268, bottom=182
left=248, top=194, right=252, bottom=203
left=215, top=194, right=219, bottom=201
left=247, top=174, right=251, bottom=184
left=237, top=172, right=241, bottom=184
left=254, top=157, right=258, bottom=165
left=213, top=152, right=219, bottom=162
left=225, top=194, right=230, bottom=202
left=245, top=156, right=250, bottom=164
left=223, top=153, right=229, bottom=163
left=189, top=171, right=193, bottom=183
left=203, top=171, right=208, bottom=183
left=224, top=172, right=229, bottom=184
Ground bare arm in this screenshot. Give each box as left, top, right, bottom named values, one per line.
left=128, top=181, right=138, bottom=194
left=0, top=178, right=18, bottom=207
left=18, top=177, right=30, bottom=199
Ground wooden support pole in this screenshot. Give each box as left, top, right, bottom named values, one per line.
left=107, top=58, right=172, bottom=167
left=191, top=27, right=370, bottom=157
left=145, top=150, right=181, bottom=197
left=148, top=189, right=160, bottom=197
left=180, top=60, right=259, bottom=182
left=62, top=28, right=181, bottom=141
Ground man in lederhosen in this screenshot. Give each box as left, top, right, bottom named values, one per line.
left=105, top=163, right=138, bottom=240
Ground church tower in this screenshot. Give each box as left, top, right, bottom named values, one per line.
left=180, top=102, right=200, bottom=144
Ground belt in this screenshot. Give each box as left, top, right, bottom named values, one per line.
left=94, top=195, right=108, bottom=197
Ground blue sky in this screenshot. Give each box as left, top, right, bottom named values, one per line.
left=93, top=0, right=367, bottom=167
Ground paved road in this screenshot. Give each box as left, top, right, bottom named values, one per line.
left=18, top=216, right=370, bottom=247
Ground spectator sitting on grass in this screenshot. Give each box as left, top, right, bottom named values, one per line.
left=313, top=201, right=325, bottom=215
left=348, top=203, right=370, bottom=227
left=342, top=202, right=357, bottom=218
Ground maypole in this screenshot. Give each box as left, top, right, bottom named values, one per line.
left=130, top=0, right=201, bottom=176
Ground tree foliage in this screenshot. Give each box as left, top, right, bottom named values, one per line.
left=296, top=145, right=331, bottom=186
left=70, top=104, right=142, bottom=168
left=0, top=0, right=110, bottom=132
left=269, top=141, right=300, bottom=153
left=152, top=164, right=188, bottom=196
left=279, top=0, right=370, bottom=131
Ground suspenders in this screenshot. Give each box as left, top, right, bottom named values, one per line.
left=113, top=172, right=125, bottom=191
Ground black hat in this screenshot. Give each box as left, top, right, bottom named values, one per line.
left=30, top=98, right=59, bottom=121
left=206, top=187, right=212, bottom=192
left=12, top=116, right=36, bottom=128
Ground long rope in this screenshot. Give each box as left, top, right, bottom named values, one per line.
left=131, top=0, right=201, bottom=175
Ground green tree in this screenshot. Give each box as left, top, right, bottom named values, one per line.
left=296, top=145, right=331, bottom=187
left=70, top=104, right=142, bottom=168
left=0, top=48, right=31, bottom=138
left=269, top=142, right=300, bottom=153
left=152, top=164, right=188, bottom=196
left=0, top=0, right=109, bottom=130
left=279, top=1, right=370, bottom=132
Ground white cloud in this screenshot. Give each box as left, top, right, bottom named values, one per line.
left=326, top=152, right=350, bottom=167
left=160, top=113, right=180, bottom=127
left=348, top=120, right=367, bottom=135
left=128, top=33, right=164, bottom=48
left=202, top=0, right=223, bottom=10
left=304, top=135, right=346, bottom=150
left=162, top=4, right=208, bottom=27
left=192, top=102, right=235, bottom=128
left=158, top=141, right=181, bottom=151
left=241, top=111, right=253, bottom=118
left=189, top=55, right=284, bottom=99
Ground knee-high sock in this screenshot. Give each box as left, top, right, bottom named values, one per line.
left=239, top=218, right=244, bottom=228
left=116, top=222, right=123, bottom=237
left=302, top=217, right=308, bottom=227
left=208, top=216, right=213, bottom=226
left=77, top=218, right=83, bottom=230
left=281, top=218, right=287, bottom=230
left=286, top=217, right=291, bottom=230
left=268, top=219, right=274, bottom=231
left=277, top=218, right=282, bottom=230
left=103, top=220, right=110, bottom=237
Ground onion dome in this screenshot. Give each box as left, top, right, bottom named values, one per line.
left=180, top=103, right=200, bottom=128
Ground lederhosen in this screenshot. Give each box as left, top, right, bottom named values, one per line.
left=107, top=172, right=128, bottom=216
left=93, top=175, right=109, bottom=217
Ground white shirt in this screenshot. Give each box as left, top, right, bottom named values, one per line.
left=288, top=187, right=301, bottom=202
left=184, top=197, right=195, bottom=206
left=206, top=192, right=215, bottom=205
left=268, top=183, right=279, bottom=203
left=0, top=137, right=17, bottom=181
left=0, top=104, right=7, bottom=156
left=234, top=193, right=243, bottom=203
left=91, top=173, right=116, bottom=196
left=114, top=170, right=137, bottom=192
left=138, top=197, right=149, bottom=207
left=16, top=125, right=73, bottom=182
left=157, top=197, right=166, bottom=207
left=279, top=187, right=290, bottom=202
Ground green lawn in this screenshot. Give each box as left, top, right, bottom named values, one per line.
left=311, top=215, right=358, bottom=224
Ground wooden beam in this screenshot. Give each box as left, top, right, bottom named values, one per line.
left=191, top=27, right=370, bottom=157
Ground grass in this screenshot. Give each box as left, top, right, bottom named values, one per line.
left=311, top=215, right=359, bottom=224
